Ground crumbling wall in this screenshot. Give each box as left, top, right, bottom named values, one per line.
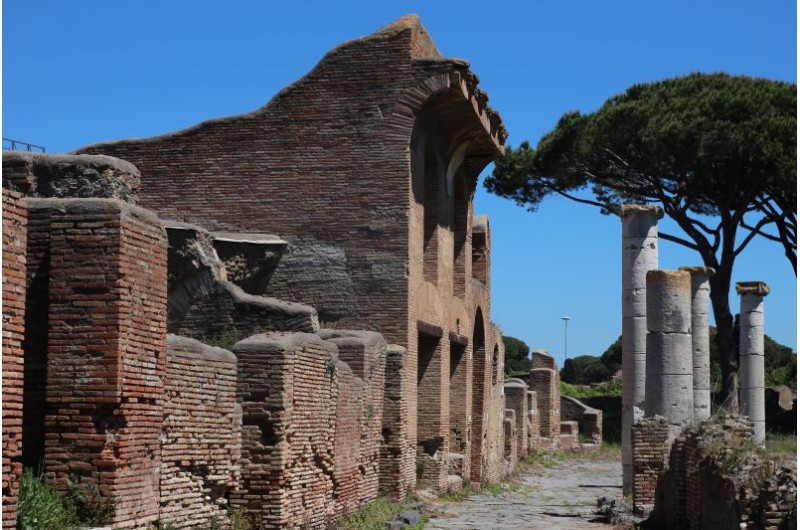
left=25, top=198, right=167, bottom=527
left=160, top=335, right=240, bottom=528
left=561, top=395, right=603, bottom=446
left=2, top=188, right=26, bottom=529
left=530, top=350, right=561, bottom=445
left=645, top=416, right=797, bottom=530
left=481, top=327, right=507, bottom=483
left=166, top=224, right=319, bottom=340
left=527, top=390, right=540, bottom=453
left=503, top=409, right=517, bottom=474
left=318, top=330, right=386, bottom=510
left=503, top=379, right=529, bottom=458
left=632, top=416, right=672, bottom=512
left=231, top=332, right=340, bottom=528
left=380, top=345, right=416, bottom=499
left=3, top=152, right=141, bottom=203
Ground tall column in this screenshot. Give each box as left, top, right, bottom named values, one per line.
left=736, top=281, right=769, bottom=446
left=679, top=266, right=715, bottom=421
left=645, top=270, right=694, bottom=425
left=619, top=204, right=663, bottom=494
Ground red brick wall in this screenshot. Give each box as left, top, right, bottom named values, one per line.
left=380, top=345, right=415, bottom=499
left=318, top=330, right=386, bottom=511
left=503, top=380, right=529, bottom=458
left=26, top=198, right=167, bottom=527
left=2, top=189, right=26, bottom=529
left=232, top=332, right=340, bottom=528
left=527, top=390, right=540, bottom=453
left=160, top=335, right=240, bottom=528
left=632, top=416, right=671, bottom=510
left=530, top=367, right=560, bottom=440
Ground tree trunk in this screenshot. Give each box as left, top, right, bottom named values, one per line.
left=709, top=266, right=738, bottom=412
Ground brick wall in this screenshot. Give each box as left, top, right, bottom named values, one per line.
left=77, top=17, right=508, bottom=494
left=380, top=345, right=415, bottom=499
left=632, top=416, right=672, bottom=511
left=530, top=367, right=560, bottom=440
left=527, top=390, right=539, bottom=453
left=503, top=409, right=517, bottom=475
left=503, top=379, right=529, bottom=458
left=232, top=332, right=340, bottom=528
left=26, top=198, right=167, bottom=527
left=561, top=395, right=603, bottom=445
left=2, top=188, right=26, bottom=529
left=160, top=335, right=240, bottom=528
left=319, top=330, right=386, bottom=515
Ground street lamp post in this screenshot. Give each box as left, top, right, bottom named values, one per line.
left=561, top=316, right=571, bottom=367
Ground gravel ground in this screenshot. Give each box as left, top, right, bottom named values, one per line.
left=425, top=456, right=623, bottom=529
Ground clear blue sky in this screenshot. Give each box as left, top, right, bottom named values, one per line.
left=3, top=1, right=797, bottom=363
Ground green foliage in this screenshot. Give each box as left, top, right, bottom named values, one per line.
left=561, top=379, right=622, bottom=399
left=486, top=73, right=797, bottom=405
left=560, top=355, right=611, bottom=385
left=202, top=328, right=247, bottom=351
left=17, top=469, right=116, bottom=530
left=502, top=335, right=532, bottom=375
left=63, top=475, right=115, bottom=527
left=599, top=336, right=621, bottom=374
left=17, top=469, right=75, bottom=530
left=336, top=495, right=426, bottom=530
left=228, top=506, right=253, bottom=530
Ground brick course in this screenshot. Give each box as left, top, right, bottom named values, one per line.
left=160, top=335, right=240, bottom=528
left=2, top=188, right=26, bottom=529
left=26, top=198, right=166, bottom=527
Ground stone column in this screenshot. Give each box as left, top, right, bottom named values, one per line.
left=736, top=281, right=769, bottom=446
left=619, top=204, right=663, bottom=494
left=645, top=270, right=693, bottom=426
left=679, top=266, right=715, bottom=421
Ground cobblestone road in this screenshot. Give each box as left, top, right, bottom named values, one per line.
left=425, top=456, right=623, bottom=529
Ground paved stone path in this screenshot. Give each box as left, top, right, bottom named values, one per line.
left=425, top=457, right=623, bottom=529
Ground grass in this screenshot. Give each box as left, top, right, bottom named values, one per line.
left=765, top=432, right=796, bottom=459
left=336, top=495, right=427, bottom=530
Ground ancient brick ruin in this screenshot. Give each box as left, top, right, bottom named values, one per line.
left=618, top=204, right=796, bottom=527
left=0, top=16, right=604, bottom=529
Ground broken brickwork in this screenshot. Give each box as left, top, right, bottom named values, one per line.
left=561, top=395, right=603, bottom=446
left=503, top=409, right=517, bottom=474
left=160, top=335, right=240, bottom=528
left=527, top=390, right=540, bottom=453
left=78, top=15, right=509, bottom=491
left=380, top=345, right=416, bottom=499
left=632, top=416, right=672, bottom=511
left=503, top=379, right=529, bottom=458
left=24, top=198, right=167, bottom=527
left=530, top=350, right=561, bottom=442
left=646, top=416, right=796, bottom=530
left=2, top=188, right=26, bottom=529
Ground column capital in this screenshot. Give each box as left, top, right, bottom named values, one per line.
left=678, top=266, right=716, bottom=278
left=617, top=204, right=664, bottom=220
left=736, top=281, right=770, bottom=296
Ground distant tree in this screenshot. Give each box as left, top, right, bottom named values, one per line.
left=600, top=336, right=622, bottom=375
left=503, top=335, right=532, bottom=376
left=486, top=73, right=796, bottom=411
left=560, top=355, right=611, bottom=385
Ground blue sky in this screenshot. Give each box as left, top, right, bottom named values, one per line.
left=3, top=1, right=797, bottom=363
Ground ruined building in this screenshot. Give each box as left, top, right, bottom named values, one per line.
left=0, top=15, right=550, bottom=529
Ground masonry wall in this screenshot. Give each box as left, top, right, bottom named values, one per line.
left=26, top=198, right=167, bottom=527
left=632, top=416, right=672, bottom=511
left=380, top=345, right=416, bottom=499
left=232, top=333, right=341, bottom=527
left=561, top=395, right=603, bottom=445
left=503, top=380, right=529, bottom=458
left=530, top=351, right=561, bottom=442
left=160, top=335, right=240, bottom=528
left=2, top=189, right=26, bottom=529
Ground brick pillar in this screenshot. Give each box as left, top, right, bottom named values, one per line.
left=28, top=198, right=166, bottom=527
left=529, top=350, right=560, bottom=443
left=503, top=379, right=528, bottom=458
left=380, top=345, right=415, bottom=500
left=619, top=204, right=663, bottom=495
left=416, top=333, right=449, bottom=492
left=679, top=266, right=715, bottom=421
left=736, top=281, right=770, bottom=446
left=2, top=189, right=26, bottom=529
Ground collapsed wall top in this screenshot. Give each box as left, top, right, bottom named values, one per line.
left=2, top=151, right=140, bottom=203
